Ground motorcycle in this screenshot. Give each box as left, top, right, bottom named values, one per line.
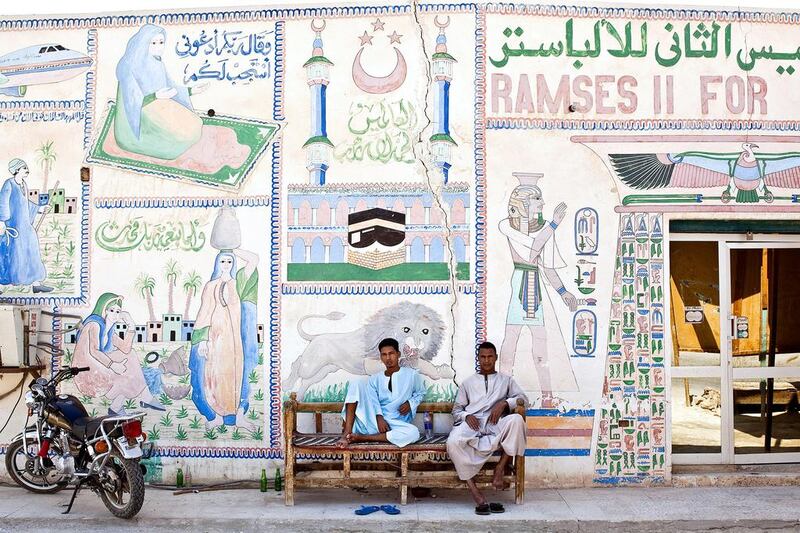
left=4, top=366, right=150, bottom=518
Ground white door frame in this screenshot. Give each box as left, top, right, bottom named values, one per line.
left=668, top=232, right=800, bottom=465
left=723, top=239, right=800, bottom=464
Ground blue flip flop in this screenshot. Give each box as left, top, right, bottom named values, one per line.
left=380, top=504, right=401, bottom=515
left=354, top=505, right=381, bottom=515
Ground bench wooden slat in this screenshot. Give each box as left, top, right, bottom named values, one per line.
left=283, top=392, right=526, bottom=506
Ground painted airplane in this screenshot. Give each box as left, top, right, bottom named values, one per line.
left=0, top=44, right=92, bottom=97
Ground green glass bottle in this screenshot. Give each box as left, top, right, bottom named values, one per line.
left=176, top=467, right=184, bottom=489
left=274, top=467, right=282, bottom=492
left=260, top=468, right=268, bottom=492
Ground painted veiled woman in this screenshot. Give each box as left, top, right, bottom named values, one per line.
left=114, top=24, right=202, bottom=160
left=73, top=293, right=164, bottom=415
left=189, top=249, right=259, bottom=427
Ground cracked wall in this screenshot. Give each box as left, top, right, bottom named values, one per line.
left=0, top=2, right=798, bottom=487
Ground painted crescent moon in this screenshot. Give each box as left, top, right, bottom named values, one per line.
left=352, top=47, right=407, bottom=94
left=310, top=19, right=326, bottom=32
left=434, top=15, right=450, bottom=29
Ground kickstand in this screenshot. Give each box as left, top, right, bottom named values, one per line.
left=61, top=479, right=84, bottom=515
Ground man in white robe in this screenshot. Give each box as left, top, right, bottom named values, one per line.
left=336, top=337, right=426, bottom=448
left=447, top=341, right=529, bottom=514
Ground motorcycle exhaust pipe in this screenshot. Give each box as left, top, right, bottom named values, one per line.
left=44, top=409, right=73, bottom=432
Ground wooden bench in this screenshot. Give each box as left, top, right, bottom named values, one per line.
left=283, top=392, right=526, bottom=506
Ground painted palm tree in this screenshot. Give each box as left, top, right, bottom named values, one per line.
left=36, top=140, right=57, bottom=193
left=134, top=273, right=157, bottom=323
left=182, top=270, right=202, bottom=319
left=163, top=259, right=181, bottom=315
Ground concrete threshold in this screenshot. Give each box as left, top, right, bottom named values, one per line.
left=1, top=485, right=800, bottom=532
left=673, top=464, right=800, bottom=487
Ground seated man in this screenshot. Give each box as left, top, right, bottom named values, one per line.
left=447, top=341, right=529, bottom=515
left=336, top=337, right=426, bottom=448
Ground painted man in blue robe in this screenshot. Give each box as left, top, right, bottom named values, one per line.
left=0, top=158, right=52, bottom=293
left=336, top=337, right=426, bottom=448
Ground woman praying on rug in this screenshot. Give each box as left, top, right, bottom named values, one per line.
left=114, top=24, right=204, bottom=160
left=188, top=247, right=259, bottom=428
left=73, top=292, right=165, bottom=415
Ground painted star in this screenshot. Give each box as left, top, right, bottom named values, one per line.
left=359, top=31, right=373, bottom=46
left=371, top=18, right=385, bottom=32
left=388, top=30, right=402, bottom=44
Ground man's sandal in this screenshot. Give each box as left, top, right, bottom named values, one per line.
left=354, top=505, right=381, bottom=515
left=475, top=503, right=491, bottom=515
left=489, top=502, right=505, bottom=513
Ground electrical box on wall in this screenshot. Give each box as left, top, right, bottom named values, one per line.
left=0, top=305, right=26, bottom=367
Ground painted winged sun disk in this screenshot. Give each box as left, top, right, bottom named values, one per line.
left=609, top=143, right=800, bottom=203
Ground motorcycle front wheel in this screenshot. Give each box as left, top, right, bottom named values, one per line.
left=3, top=439, right=70, bottom=494
left=97, top=452, right=144, bottom=519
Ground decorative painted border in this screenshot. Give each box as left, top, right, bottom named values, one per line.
left=0, top=3, right=475, bottom=31
left=154, top=446, right=282, bottom=459
left=483, top=2, right=800, bottom=23
left=0, top=179, right=90, bottom=306
left=488, top=118, right=800, bottom=131
left=82, top=28, right=97, bottom=150
left=268, top=138, right=283, bottom=450
left=281, top=283, right=479, bottom=295
left=273, top=20, right=285, bottom=122
left=474, top=5, right=488, bottom=349
left=93, top=196, right=269, bottom=209
left=2, top=1, right=799, bottom=32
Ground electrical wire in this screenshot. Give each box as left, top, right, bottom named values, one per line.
left=0, top=376, right=25, bottom=435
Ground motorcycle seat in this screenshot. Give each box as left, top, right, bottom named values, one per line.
left=72, top=416, right=113, bottom=440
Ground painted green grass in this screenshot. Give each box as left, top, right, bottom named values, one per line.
left=298, top=383, right=349, bottom=403
left=295, top=380, right=455, bottom=403
left=423, top=382, right=457, bottom=402
left=287, top=262, right=469, bottom=282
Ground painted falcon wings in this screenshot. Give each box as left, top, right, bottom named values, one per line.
left=609, top=152, right=734, bottom=190
left=609, top=151, right=800, bottom=190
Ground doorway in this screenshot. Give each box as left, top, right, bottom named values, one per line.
left=670, top=230, right=800, bottom=464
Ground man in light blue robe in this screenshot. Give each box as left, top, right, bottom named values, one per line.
left=0, top=158, right=52, bottom=294
left=336, top=337, right=426, bottom=448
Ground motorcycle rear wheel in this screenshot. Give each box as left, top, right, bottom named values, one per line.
left=4, top=439, right=69, bottom=494
left=97, top=452, right=144, bottom=519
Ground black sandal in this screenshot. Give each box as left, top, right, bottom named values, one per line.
left=474, top=503, right=491, bottom=515
left=489, top=502, right=505, bottom=514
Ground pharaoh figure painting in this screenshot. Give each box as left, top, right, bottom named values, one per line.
left=498, top=173, right=579, bottom=408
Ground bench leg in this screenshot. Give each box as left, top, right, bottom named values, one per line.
left=515, top=454, right=525, bottom=505
left=399, top=452, right=408, bottom=505
left=285, top=454, right=295, bottom=506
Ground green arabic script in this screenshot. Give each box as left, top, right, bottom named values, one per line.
left=334, top=98, right=419, bottom=164
left=95, top=216, right=207, bottom=252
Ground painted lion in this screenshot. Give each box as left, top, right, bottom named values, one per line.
left=283, top=301, right=454, bottom=399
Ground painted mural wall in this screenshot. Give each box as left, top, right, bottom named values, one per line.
left=0, top=2, right=799, bottom=487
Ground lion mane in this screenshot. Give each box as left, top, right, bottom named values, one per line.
left=361, top=302, right=446, bottom=361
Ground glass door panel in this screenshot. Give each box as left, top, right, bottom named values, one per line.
left=670, top=241, right=722, bottom=367
left=671, top=377, right=722, bottom=454
left=729, top=245, right=800, bottom=462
